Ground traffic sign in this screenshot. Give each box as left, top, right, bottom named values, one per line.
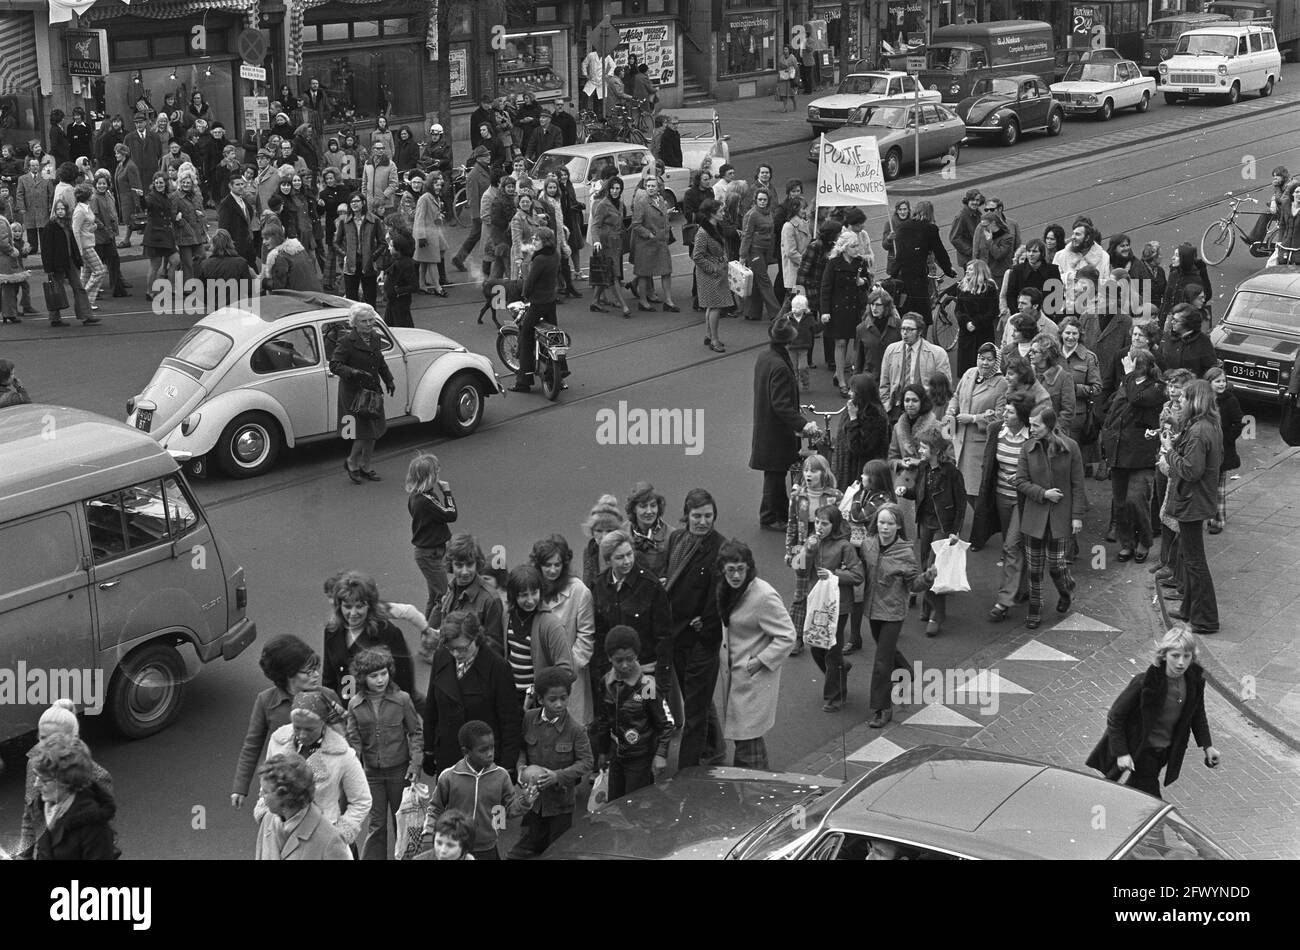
left=240, top=63, right=267, bottom=82
left=906, top=55, right=925, bottom=75
left=237, top=28, right=266, bottom=65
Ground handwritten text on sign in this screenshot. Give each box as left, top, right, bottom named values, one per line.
left=815, top=135, right=889, bottom=206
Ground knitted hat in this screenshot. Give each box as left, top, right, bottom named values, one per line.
left=769, top=315, right=798, bottom=344
left=38, top=698, right=79, bottom=737
left=584, top=494, right=624, bottom=536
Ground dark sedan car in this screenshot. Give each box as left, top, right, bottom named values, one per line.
left=957, top=74, right=1065, bottom=146
left=546, top=747, right=1230, bottom=859
left=1210, top=266, right=1300, bottom=403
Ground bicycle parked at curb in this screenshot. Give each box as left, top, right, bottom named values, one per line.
left=580, top=102, right=649, bottom=147
left=1200, top=192, right=1277, bottom=265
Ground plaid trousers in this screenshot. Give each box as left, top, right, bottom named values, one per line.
left=1214, top=471, right=1229, bottom=527
left=1024, top=528, right=1074, bottom=619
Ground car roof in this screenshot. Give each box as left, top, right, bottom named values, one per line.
left=1236, top=265, right=1300, bottom=295
left=0, top=405, right=177, bottom=523
left=847, top=71, right=906, bottom=78
left=1182, top=22, right=1272, bottom=34
left=541, top=143, right=648, bottom=158
left=822, top=746, right=1166, bottom=859
left=660, top=107, right=718, bottom=122
left=195, top=290, right=353, bottom=338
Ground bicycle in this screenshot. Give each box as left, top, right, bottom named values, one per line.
left=449, top=166, right=467, bottom=228
left=1200, top=192, right=1276, bottom=265
left=930, top=279, right=960, bottom=351
left=788, top=403, right=846, bottom=491
left=584, top=104, right=648, bottom=147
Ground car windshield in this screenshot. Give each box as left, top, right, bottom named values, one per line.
left=531, top=152, right=584, bottom=180
left=927, top=47, right=969, bottom=70
left=1149, top=19, right=1192, bottom=40
left=1176, top=33, right=1237, bottom=55
left=1223, top=290, right=1300, bottom=334
left=864, top=105, right=909, bottom=129
left=674, top=120, right=715, bottom=140
left=1065, top=63, right=1118, bottom=82
left=838, top=75, right=890, bottom=95
left=1120, top=811, right=1229, bottom=859
left=170, top=326, right=234, bottom=371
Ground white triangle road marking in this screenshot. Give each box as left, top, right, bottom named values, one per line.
left=1051, top=612, right=1120, bottom=633
left=1006, top=639, right=1080, bottom=662
left=903, top=703, right=983, bottom=728
left=963, top=670, right=1031, bottom=695
left=847, top=737, right=908, bottom=763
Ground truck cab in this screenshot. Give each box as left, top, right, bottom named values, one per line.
left=918, top=20, right=1056, bottom=103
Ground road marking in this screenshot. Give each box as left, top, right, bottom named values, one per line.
left=902, top=703, right=983, bottom=727
left=1051, top=612, right=1120, bottom=632
left=846, top=736, right=908, bottom=763
left=962, top=670, right=1032, bottom=695
left=1005, top=640, right=1080, bottom=662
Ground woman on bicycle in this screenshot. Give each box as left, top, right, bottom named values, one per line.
left=1248, top=165, right=1289, bottom=245
left=1269, top=176, right=1300, bottom=265
left=955, top=259, right=1000, bottom=376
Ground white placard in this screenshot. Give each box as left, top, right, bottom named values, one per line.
left=240, top=63, right=267, bottom=82
left=815, top=135, right=888, bottom=207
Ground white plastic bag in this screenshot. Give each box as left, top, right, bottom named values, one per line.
left=588, top=768, right=610, bottom=813
left=728, top=259, right=753, bottom=297
left=930, top=537, right=971, bottom=595
left=802, top=575, right=840, bottom=650
left=395, top=781, right=433, bottom=860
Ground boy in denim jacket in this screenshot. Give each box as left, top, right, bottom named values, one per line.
left=509, top=666, right=594, bottom=857
left=345, top=648, right=422, bottom=861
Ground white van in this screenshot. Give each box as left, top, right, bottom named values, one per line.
left=1157, top=22, right=1281, bottom=104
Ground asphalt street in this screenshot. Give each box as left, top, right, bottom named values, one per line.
left=2, top=90, right=1298, bottom=859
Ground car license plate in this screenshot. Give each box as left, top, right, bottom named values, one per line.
left=1224, top=360, right=1278, bottom=386
left=135, top=409, right=153, bottom=432
left=1185, top=87, right=1199, bottom=93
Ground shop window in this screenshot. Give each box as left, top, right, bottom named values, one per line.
left=154, top=35, right=186, bottom=58
left=496, top=33, right=570, bottom=101
left=113, top=38, right=149, bottom=61
left=353, top=20, right=379, bottom=38
left=448, top=1, right=473, bottom=39
left=382, top=18, right=410, bottom=35
left=320, top=23, right=348, bottom=42
left=722, top=12, right=777, bottom=75
left=303, top=50, right=422, bottom=123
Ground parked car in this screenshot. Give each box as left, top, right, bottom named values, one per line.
left=1053, top=45, right=1125, bottom=81
left=658, top=107, right=729, bottom=171
left=806, top=70, right=941, bottom=136
left=530, top=142, right=691, bottom=209
left=545, top=747, right=1232, bottom=860
left=809, top=101, right=966, bottom=181
left=956, top=73, right=1064, bottom=146
left=126, top=289, right=502, bottom=479
left=1210, top=266, right=1300, bottom=403
left=1051, top=59, right=1157, bottom=119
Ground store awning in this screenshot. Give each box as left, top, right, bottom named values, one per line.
left=0, top=12, right=40, bottom=94
left=80, top=0, right=258, bottom=24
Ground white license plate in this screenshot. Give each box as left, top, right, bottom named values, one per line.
left=1185, top=87, right=1200, bottom=93
left=1224, top=360, right=1279, bottom=385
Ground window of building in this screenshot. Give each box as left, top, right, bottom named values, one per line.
left=110, top=30, right=230, bottom=64
left=496, top=32, right=570, bottom=102
left=303, top=17, right=426, bottom=124
left=722, top=11, right=777, bottom=75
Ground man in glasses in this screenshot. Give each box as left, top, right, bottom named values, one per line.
left=949, top=188, right=984, bottom=270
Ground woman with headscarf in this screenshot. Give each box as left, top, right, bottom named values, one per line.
left=588, top=175, right=631, bottom=317
left=330, top=302, right=395, bottom=482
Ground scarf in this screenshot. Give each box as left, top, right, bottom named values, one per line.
left=665, top=530, right=706, bottom=591
left=717, top=574, right=754, bottom=627
left=44, top=793, right=77, bottom=832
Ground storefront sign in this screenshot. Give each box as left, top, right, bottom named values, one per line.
left=243, top=95, right=270, bottom=131
left=728, top=15, right=773, bottom=31
left=815, top=134, right=888, bottom=207
left=449, top=45, right=468, bottom=98
left=615, top=21, right=677, bottom=85
left=1072, top=5, right=1098, bottom=35
left=239, top=63, right=267, bottom=82
left=66, top=29, right=109, bottom=78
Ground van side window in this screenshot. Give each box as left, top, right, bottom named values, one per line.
left=162, top=476, right=200, bottom=537
left=86, top=478, right=194, bottom=563
left=1238, top=36, right=1248, bottom=55
left=1263, top=33, right=1275, bottom=49
left=1249, top=33, right=1263, bottom=52
left=0, top=510, right=82, bottom=592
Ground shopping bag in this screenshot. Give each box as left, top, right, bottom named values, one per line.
left=802, top=575, right=840, bottom=650
left=588, top=250, right=614, bottom=288
left=929, top=537, right=971, bottom=595
left=728, top=259, right=753, bottom=297
left=42, top=280, right=69, bottom=312
left=395, top=781, right=433, bottom=860
left=588, top=768, right=610, bottom=813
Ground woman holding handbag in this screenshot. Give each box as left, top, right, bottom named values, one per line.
left=40, top=199, right=98, bottom=327
left=1060, top=315, right=1103, bottom=458
left=691, top=199, right=732, bottom=353
left=330, top=303, right=396, bottom=484
left=587, top=176, right=631, bottom=317
left=776, top=45, right=801, bottom=112
left=631, top=175, right=676, bottom=312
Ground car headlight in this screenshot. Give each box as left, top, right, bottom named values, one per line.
left=181, top=412, right=201, bottom=437
left=1084, top=94, right=1098, bottom=103
left=1158, top=62, right=1168, bottom=74
left=126, top=396, right=137, bottom=415
left=1217, top=64, right=1228, bottom=76
left=949, top=83, right=960, bottom=95
left=807, top=106, right=820, bottom=119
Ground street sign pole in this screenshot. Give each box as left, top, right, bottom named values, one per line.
left=907, top=54, right=925, bottom=179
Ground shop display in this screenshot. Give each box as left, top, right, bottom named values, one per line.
left=496, top=34, right=568, bottom=100
left=615, top=22, right=677, bottom=85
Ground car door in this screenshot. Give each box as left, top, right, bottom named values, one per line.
left=85, top=474, right=223, bottom=658
left=1020, top=78, right=1048, bottom=129
left=616, top=147, right=649, bottom=194
left=247, top=325, right=329, bottom=440
left=324, top=319, right=409, bottom=431
left=920, top=105, right=949, bottom=160
left=0, top=508, right=95, bottom=741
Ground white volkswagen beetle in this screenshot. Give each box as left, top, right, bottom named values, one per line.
left=126, top=290, right=503, bottom=478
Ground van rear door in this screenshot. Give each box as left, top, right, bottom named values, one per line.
left=0, top=508, right=95, bottom=743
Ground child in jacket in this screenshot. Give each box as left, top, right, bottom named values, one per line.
left=802, top=504, right=864, bottom=711
left=345, top=648, right=423, bottom=861
left=785, top=453, right=842, bottom=655
left=383, top=229, right=418, bottom=329
left=428, top=533, right=507, bottom=655
left=426, top=719, right=531, bottom=859
left=510, top=666, right=594, bottom=857
left=899, top=430, right=966, bottom=636
left=591, top=626, right=675, bottom=800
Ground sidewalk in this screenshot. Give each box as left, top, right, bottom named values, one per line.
left=712, top=93, right=816, bottom=157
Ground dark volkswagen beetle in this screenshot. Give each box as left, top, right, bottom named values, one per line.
left=957, top=73, right=1065, bottom=146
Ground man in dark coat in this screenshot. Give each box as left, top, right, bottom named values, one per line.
left=551, top=101, right=578, bottom=147
left=469, top=95, right=494, bottom=149
left=750, top=315, right=818, bottom=529
left=948, top=188, right=983, bottom=270
left=48, top=110, right=71, bottom=166
left=657, top=114, right=683, bottom=169
left=524, top=111, right=564, bottom=163
left=421, top=611, right=522, bottom=779
left=126, top=113, right=162, bottom=186
left=1159, top=306, right=1218, bottom=378
left=217, top=176, right=256, bottom=265
left=66, top=108, right=94, bottom=163
left=664, top=489, right=725, bottom=770
left=292, top=123, right=321, bottom=176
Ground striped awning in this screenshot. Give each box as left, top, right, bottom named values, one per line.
left=0, top=12, right=39, bottom=95
left=82, top=0, right=259, bottom=26
left=287, top=0, right=437, bottom=75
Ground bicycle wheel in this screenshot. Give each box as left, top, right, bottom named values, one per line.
left=932, top=296, right=959, bottom=351
left=627, top=127, right=648, bottom=147
left=496, top=327, right=521, bottom=373
left=451, top=187, right=467, bottom=228
left=1200, top=219, right=1234, bottom=266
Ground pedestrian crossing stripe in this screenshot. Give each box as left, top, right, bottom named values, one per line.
left=902, top=703, right=983, bottom=728
left=1005, top=640, right=1080, bottom=662
left=846, top=737, right=908, bottom=763
left=1051, top=613, right=1120, bottom=633
left=962, top=670, right=1031, bottom=695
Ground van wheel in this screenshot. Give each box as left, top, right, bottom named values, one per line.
left=1164, top=92, right=1183, bottom=105
left=216, top=412, right=282, bottom=478
left=1260, top=76, right=1275, bottom=97
left=439, top=372, right=485, bottom=437
left=1098, top=99, right=1114, bottom=121
left=1136, top=92, right=1151, bottom=113
left=1000, top=119, right=1020, bottom=146
left=1223, top=82, right=1240, bottom=105
left=108, top=644, right=187, bottom=739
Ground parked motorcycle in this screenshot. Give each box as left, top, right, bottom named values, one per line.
left=494, top=300, right=570, bottom=401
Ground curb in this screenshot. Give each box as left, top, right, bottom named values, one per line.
left=1152, top=445, right=1300, bottom=753
left=730, top=133, right=813, bottom=158
left=887, top=91, right=1300, bottom=197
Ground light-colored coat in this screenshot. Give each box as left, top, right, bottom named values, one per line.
left=15, top=173, right=53, bottom=230
left=878, top=337, right=950, bottom=410
left=254, top=803, right=352, bottom=860
left=544, top=576, right=596, bottom=727
left=362, top=159, right=398, bottom=214
left=946, top=368, right=1010, bottom=489
left=781, top=215, right=810, bottom=289
left=256, top=724, right=371, bottom=845
left=718, top=578, right=795, bottom=740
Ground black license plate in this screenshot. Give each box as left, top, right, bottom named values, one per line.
left=135, top=409, right=153, bottom=432
left=1224, top=360, right=1279, bottom=386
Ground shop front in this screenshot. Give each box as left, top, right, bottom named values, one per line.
left=611, top=18, right=682, bottom=105
left=496, top=28, right=572, bottom=102
left=719, top=4, right=781, bottom=95
left=807, top=1, right=865, bottom=82
left=0, top=10, right=42, bottom=152
left=994, top=0, right=1150, bottom=61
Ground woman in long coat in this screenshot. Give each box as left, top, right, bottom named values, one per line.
left=631, top=175, right=676, bottom=311
left=587, top=176, right=631, bottom=316
left=111, top=145, right=142, bottom=248
left=739, top=187, right=779, bottom=321
left=955, top=259, right=1000, bottom=376
left=716, top=540, right=795, bottom=768
left=1100, top=349, right=1163, bottom=562
left=329, top=303, right=395, bottom=484
left=141, top=172, right=177, bottom=296
left=692, top=198, right=732, bottom=353
left=819, top=230, right=871, bottom=395
left=945, top=342, right=1008, bottom=511
left=1162, top=380, right=1223, bottom=635
left=1086, top=627, right=1220, bottom=799
left=412, top=187, right=448, bottom=294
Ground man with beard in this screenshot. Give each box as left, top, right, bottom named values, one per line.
left=1052, top=220, right=1107, bottom=314
left=664, top=489, right=726, bottom=771
left=948, top=188, right=983, bottom=270
left=1159, top=306, right=1218, bottom=378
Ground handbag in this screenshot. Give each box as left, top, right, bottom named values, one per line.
left=1079, top=398, right=1102, bottom=446
left=349, top=387, right=384, bottom=420
left=893, top=461, right=918, bottom=497
left=728, top=259, right=753, bottom=297
left=588, top=250, right=614, bottom=288
left=395, top=782, right=433, bottom=860
left=929, top=537, right=971, bottom=595
left=682, top=223, right=699, bottom=249
left=802, top=575, right=840, bottom=650
left=42, top=279, right=69, bottom=312
left=588, top=768, right=610, bottom=813
left=778, top=67, right=797, bottom=81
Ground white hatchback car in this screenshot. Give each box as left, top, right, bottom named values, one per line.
left=126, top=290, right=502, bottom=478
left=530, top=142, right=692, bottom=209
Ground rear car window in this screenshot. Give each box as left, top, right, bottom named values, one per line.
left=1223, top=290, right=1300, bottom=334
left=171, top=326, right=234, bottom=371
